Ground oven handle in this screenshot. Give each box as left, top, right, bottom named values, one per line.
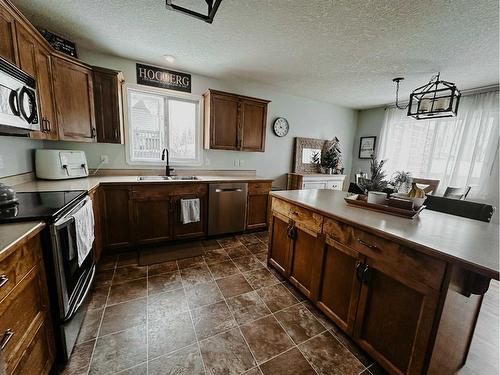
left=61, top=264, right=96, bottom=323
left=54, top=197, right=90, bottom=229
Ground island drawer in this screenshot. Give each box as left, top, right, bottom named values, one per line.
left=272, top=198, right=323, bottom=232
left=324, top=217, right=446, bottom=290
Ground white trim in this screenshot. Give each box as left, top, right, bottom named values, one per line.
left=122, top=83, right=204, bottom=167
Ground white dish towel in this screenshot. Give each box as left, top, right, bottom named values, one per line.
left=180, top=198, right=200, bottom=224
left=73, top=196, right=95, bottom=266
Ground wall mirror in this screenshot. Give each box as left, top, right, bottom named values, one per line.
left=293, top=137, right=327, bottom=173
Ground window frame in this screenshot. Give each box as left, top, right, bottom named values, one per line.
left=123, top=83, right=203, bottom=167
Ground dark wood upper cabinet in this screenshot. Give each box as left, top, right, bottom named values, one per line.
left=14, top=21, right=36, bottom=77
left=0, top=5, right=18, bottom=65
left=92, top=66, right=124, bottom=144
left=203, top=89, right=270, bottom=152
left=52, top=54, right=96, bottom=142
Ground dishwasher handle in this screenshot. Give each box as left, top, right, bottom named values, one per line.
left=215, top=188, right=243, bottom=193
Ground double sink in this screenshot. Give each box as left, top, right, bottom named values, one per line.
left=137, top=176, right=200, bottom=181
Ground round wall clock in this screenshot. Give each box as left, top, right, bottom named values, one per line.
left=273, top=117, right=289, bottom=137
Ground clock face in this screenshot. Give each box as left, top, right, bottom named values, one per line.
left=273, top=117, right=289, bottom=137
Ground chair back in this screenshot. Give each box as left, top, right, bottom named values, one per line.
left=443, top=186, right=471, bottom=200
left=412, top=178, right=440, bottom=195
left=425, top=195, right=495, bottom=222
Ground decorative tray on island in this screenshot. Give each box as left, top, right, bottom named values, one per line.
left=344, top=194, right=425, bottom=219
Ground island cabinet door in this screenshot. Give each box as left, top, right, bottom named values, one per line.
left=268, top=212, right=292, bottom=276
left=316, top=236, right=364, bottom=335
left=352, top=257, right=440, bottom=375
left=288, top=225, right=324, bottom=300
left=133, top=193, right=172, bottom=245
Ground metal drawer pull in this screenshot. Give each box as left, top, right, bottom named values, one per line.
left=0, top=275, right=7, bottom=288
left=290, top=210, right=299, bottom=216
left=0, top=329, right=14, bottom=350
left=357, top=238, right=379, bottom=250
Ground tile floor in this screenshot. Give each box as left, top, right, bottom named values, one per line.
left=59, top=231, right=386, bottom=375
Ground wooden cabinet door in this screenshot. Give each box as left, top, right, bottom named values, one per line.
left=52, top=56, right=96, bottom=142
left=89, top=188, right=103, bottom=262
left=0, top=6, right=17, bottom=64
left=353, top=257, right=440, bottom=375
left=316, top=236, right=363, bottom=335
left=133, top=189, right=172, bottom=245
left=240, top=99, right=267, bottom=152
left=268, top=212, right=292, bottom=276
left=15, top=22, right=36, bottom=77
left=93, top=67, right=123, bottom=144
left=210, top=94, right=239, bottom=150
left=288, top=225, right=323, bottom=300
left=102, top=186, right=133, bottom=251
left=171, top=193, right=207, bottom=240
left=32, top=45, right=58, bottom=140
left=247, top=194, right=269, bottom=230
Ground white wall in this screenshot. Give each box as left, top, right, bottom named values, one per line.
left=0, top=137, right=43, bottom=178
left=46, top=48, right=358, bottom=187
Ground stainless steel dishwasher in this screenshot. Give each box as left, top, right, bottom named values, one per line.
left=208, top=183, right=248, bottom=235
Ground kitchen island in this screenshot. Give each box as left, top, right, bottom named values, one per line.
left=268, top=189, right=499, bottom=375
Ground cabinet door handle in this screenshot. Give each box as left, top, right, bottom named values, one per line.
left=114, top=128, right=119, bottom=140
left=46, top=119, right=51, bottom=131
left=355, top=262, right=364, bottom=282
left=0, top=275, right=8, bottom=288
left=0, top=329, right=14, bottom=351
left=361, top=265, right=371, bottom=284
left=357, top=238, right=379, bottom=251
left=91, top=127, right=97, bottom=138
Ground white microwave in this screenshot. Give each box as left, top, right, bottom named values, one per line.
left=0, top=57, right=40, bottom=133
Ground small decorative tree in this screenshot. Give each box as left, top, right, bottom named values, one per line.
left=321, top=137, right=343, bottom=173
left=358, top=155, right=389, bottom=192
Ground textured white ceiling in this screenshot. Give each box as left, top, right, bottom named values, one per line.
left=13, top=0, right=499, bottom=109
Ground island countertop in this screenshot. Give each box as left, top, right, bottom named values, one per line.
left=270, top=189, right=499, bottom=280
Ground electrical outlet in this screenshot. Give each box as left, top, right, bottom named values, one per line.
left=233, top=159, right=239, bottom=167
left=100, top=155, right=109, bottom=164
left=205, top=157, right=211, bottom=166
left=239, top=159, right=245, bottom=167
left=0, top=155, right=4, bottom=170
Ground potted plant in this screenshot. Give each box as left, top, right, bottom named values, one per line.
left=391, top=171, right=412, bottom=193
left=358, top=154, right=389, bottom=193
left=321, top=137, right=342, bottom=174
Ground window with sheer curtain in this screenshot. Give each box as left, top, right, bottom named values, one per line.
left=378, top=91, right=499, bottom=199
left=125, top=85, right=202, bottom=165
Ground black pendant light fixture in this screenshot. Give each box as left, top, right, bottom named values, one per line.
left=166, top=0, right=223, bottom=24
left=393, top=73, right=461, bottom=120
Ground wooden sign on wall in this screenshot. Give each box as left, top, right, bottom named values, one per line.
left=136, top=63, right=191, bottom=92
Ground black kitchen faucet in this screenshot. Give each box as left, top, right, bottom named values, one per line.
left=161, top=148, right=175, bottom=176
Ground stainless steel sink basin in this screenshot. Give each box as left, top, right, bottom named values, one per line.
left=137, top=176, right=199, bottom=181
left=137, top=176, right=170, bottom=181
left=169, top=176, right=199, bottom=180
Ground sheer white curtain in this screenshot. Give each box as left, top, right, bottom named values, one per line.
left=378, top=91, right=499, bottom=199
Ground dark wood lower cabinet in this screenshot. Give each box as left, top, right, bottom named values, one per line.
left=268, top=213, right=292, bottom=275
left=353, top=257, right=439, bottom=375
left=101, top=185, right=133, bottom=251
left=316, top=236, right=363, bottom=335
left=171, top=191, right=207, bottom=240
left=133, top=194, right=172, bottom=245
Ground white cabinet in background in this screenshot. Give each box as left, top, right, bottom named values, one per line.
left=287, top=173, right=346, bottom=191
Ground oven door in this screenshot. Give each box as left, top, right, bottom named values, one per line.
left=50, top=201, right=95, bottom=320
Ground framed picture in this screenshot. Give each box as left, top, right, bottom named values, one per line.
left=293, top=137, right=327, bottom=173
left=359, top=136, right=376, bottom=159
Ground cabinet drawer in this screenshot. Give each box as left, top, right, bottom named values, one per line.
left=132, top=183, right=207, bottom=199
left=248, top=182, right=272, bottom=195
left=0, top=235, right=41, bottom=302
left=0, top=265, right=48, bottom=371
left=272, top=198, right=323, bottom=232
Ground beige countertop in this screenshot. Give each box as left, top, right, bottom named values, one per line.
left=0, top=221, right=45, bottom=261
left=13, top=175, right=274, bottom=193
left=271, top=189, right=499, bottom=280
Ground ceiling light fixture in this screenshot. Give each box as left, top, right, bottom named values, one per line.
left=165, top=0, right=223, bottom=24
left=163, top=55, right=176, bottom=63
left=393, top=73, right=461, bottom=120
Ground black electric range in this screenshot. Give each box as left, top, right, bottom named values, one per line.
left=0, top=190, right=87, bottom=223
